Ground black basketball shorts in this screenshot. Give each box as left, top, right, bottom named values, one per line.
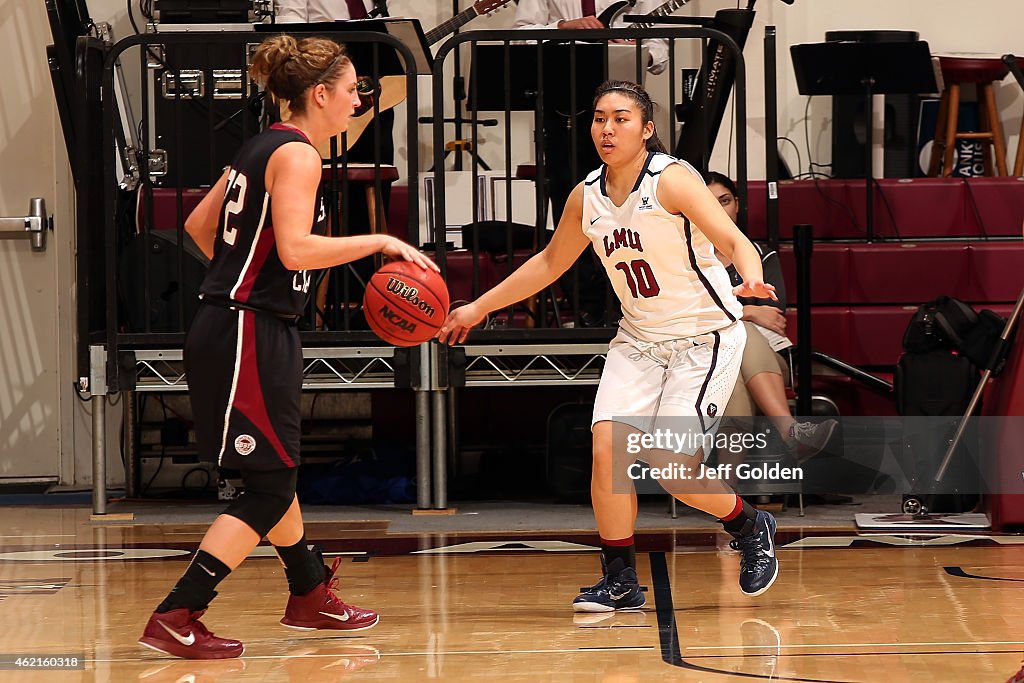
left=185, top=303, right=302, bottom=471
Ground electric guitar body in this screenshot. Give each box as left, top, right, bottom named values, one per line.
left=597, top=0, right=634, bottom=27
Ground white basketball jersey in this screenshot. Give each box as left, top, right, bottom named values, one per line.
left=582, top=152, right=742, bottom=342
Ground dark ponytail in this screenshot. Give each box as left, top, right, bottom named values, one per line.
left=592, top=80, right=667, bottom=153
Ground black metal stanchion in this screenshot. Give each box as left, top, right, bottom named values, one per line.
left=793, top=224, right=813, bottom=417
left=764, top=25, right=780, bottom=252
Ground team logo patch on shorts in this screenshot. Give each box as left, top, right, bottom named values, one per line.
left=234, top=434, right=257, bottom=456
left=706, top=403, right=718, bottom=417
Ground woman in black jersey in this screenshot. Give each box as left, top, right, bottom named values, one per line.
left=139, top=35, right=437, bottom=660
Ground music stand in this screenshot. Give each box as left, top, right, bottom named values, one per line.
left=468, top=42, right=608, bottom=113
left=467, top=45, right=541, bottom=112
left=791, top=41, right=939, bottom=240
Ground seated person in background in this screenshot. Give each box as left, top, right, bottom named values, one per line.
left=276, top=0, right=375, bottom=23
left=707, top=172, right=837, bottom=462
left=516, top=0, right=671, bottom=326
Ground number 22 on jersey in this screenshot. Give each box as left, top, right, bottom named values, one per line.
left=221, top=169, right=248, bottom=246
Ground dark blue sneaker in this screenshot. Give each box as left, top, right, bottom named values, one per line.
left=729, top=510, right=779, bottom=596
left=572, top=558, right=645, bottom=613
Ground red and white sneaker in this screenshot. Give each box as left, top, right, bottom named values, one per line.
left=281, top=557, right=379, bottom=631
left=138, top=608, right=244, bottom=660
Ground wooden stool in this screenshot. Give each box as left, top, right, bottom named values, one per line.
left=928, top=56, right=1010, bottom=177
left=1011, top=57, right=1024, bottom=177
left=320, top=162, right=400, bottom=236
left=316, top=163, right=399, bottom=328
left=1016, top=109, right=1024, bottom=177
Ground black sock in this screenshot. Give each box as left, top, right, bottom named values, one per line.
left=275, top=537, right=326, bottom=596
left=600, top=537, right=636, bottom=574
left=721, top=497, right=758, bottom=537
left=156, top=550, right=231, bottom=613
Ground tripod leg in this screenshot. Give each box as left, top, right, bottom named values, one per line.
left=928, top=91, right=950, bottom=177
left=921, top=286, right=1024, bottom=513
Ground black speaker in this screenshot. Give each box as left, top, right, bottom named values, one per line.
left=545, top=403, right=593, bottom=502
left=119, top=230, right=209, bottom=333
left=155, top=0, right=251, bottom=23
left=152, top=41, right=260, bottom=187
left=827, top=30, right=921, bottom=179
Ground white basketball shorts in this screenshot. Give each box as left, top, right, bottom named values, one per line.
left=592, top=321, right=746, bottom=450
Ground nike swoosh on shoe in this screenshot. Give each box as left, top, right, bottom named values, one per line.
left=158, top=622, right=196, bottom=646
left=319, top=610, right=350, bottom=622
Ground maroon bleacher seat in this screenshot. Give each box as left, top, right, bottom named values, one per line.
left=386, top=184, right=411, bottom=240
left=964, top=177, right=1024, bottom=237
left=982, top=306, right=1024, bottom=530
left=846, top=305, right=918, bottom=366
left=968, top=243, right=1024, bottom=303
left=745, top=177, right=1024, bottom=239
left=440, top=250, right=498, bottom=305
left=872, top=179, right=970, bottom=238
left=847, top=243, right=971, bottom=305
left=779, top=180, right=865, bottom=240
left=777, top=244, right=850, bottom=305
left=784, top=307, right=851, bottom=360
left=136, top=188, right=206, bottom=232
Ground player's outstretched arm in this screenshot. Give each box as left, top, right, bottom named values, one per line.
left=436, top=182, right=591, bottom=344
left=270, top=143, right=437, bottom=272
left=658, top=165, right=777, bottom=301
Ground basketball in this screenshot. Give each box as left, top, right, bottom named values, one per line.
left=363, top=260, right=450, bottom=346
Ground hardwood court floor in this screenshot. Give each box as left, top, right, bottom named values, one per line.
left=1, top=506, right=1023, bottom=682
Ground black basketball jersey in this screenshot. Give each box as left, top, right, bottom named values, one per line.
left=200, top=123, right=327, bottom=317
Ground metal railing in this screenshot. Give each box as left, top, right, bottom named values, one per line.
left=76, top=24, right=749, bottom=512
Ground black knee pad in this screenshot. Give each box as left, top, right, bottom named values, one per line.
left=222, top=468, right=297, bottom=537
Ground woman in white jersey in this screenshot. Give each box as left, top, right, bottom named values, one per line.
left=438, top=80, right=780, bottom=610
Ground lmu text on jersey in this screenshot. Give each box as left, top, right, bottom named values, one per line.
left=603, top=228, right=645, bottom=258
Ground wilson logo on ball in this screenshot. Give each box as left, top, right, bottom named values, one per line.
left=378, top=303, right=417, bottom=333
left=385, top=278, right=437, bottom=318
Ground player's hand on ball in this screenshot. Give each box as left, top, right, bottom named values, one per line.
left=733, top=280, right=778, bottom=301
left=436, top=302, right=484, bottom=345
left=381, top=236, right=440, bottom=272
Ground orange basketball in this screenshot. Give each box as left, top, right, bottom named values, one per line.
left=363, top=260, right=450, bottom=346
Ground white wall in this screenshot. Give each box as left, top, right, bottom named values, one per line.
left=0, top=1, right=71, bottom=484
left=2, top=0, right=1022, bottom=486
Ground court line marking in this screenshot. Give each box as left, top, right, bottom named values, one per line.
left=685, top=640, right=1024, bottom=651
left=944, top=566, right=1024, bottom=582
left=0, top=535, right=76, bottom=539
left=649, top=551, right=847, bottom=683
left=685, top=649, right=1024, bottom=659
left=94, top=646, right=658, bottom=662
left=782, top=534, right=1024, bottom=549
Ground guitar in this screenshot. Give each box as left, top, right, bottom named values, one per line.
left=322, top=0, right=514, bottom=154
left=424, top=0, right=513, bottom=46
left=598, top=0, right=690, bottom=29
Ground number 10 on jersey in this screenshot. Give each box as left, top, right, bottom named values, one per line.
left=614, top=259, right=661, bottom=298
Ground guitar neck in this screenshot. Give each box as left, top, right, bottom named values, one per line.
left=424, top=7, right=478, bottom=45
left=630, top=0, right=689, bottom=26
